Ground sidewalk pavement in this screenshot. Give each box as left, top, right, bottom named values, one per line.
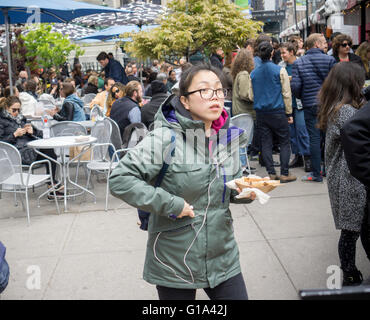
left=0, top=159, right=369, bottom=300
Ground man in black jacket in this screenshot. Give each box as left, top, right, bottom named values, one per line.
left=141, top=80, right=169, bottom=129
left=97, top=52, right=128, bottom=85
left=110, top=81, right=143, bottom=137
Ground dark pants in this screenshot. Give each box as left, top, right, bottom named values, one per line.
left=35, top=148, right=58, bottom=184
left=156, top=273, right=248, bottom=300
left=338, top=204, right=370, bottom=272
left=303, top=106, right=322, bottom=178
left=257, top=112, right=291, bottom=176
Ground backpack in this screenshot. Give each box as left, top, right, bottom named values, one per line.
left=137, top=128, right=176, bottom=230
left=0, top=241, right=10, bottom=294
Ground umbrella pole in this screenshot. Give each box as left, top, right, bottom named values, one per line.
left=3, top=9, right=14, bottom=95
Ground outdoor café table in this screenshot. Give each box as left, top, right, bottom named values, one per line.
left=28, top=135, right=97, bottom=212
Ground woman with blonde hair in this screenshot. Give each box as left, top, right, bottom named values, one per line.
left=355, top=41, right=370, bottom=79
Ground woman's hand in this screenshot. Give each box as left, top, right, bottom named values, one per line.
left=287, top=117, right=294, bottom=124
left=177, top=201, right=195, bottom=219
left=236, top=187, right=257, bottom=201
left=14, top=128, right=26, bottom=138
left=24, top=124, right=33, bottom=135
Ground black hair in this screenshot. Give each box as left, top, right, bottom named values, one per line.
left=258, top=41, right=273, bottom=62
left=96, top=52, right=109, bottom=61
left=104, top=77, right=114, bottom=86
left=179, top=63, right=223, bottom=97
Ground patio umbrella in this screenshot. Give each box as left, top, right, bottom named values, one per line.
left=0, top=0, right=131, bottom=93
left=0, top=23, right=96, bottom=48
left=73, top=1, right=166, bottom=28
left=76, top=24, right=157, bottom=42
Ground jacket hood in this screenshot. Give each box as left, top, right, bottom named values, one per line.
left=65, top=94, right=84, bottom=109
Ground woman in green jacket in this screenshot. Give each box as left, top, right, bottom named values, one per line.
left=109, top=64, right=255, bottom=300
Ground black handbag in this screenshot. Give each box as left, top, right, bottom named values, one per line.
left=19, top=146, right=37, bottom=165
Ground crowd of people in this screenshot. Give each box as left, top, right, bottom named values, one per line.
left=1, top=30, right=370, bottom=299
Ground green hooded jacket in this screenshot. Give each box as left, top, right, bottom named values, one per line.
left=109, top=95, right=252, bottom=289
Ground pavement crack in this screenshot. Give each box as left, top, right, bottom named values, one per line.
left=243, top=204, right=299, bottom=293
left=41, top=213, right=78, bottom=299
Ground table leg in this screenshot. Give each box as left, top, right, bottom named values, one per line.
left=67, top=144, right=96, bottom=204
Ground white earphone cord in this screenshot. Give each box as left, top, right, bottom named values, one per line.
left=153, top=174, right=218, bottom=284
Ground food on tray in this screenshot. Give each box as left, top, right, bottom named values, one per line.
left=234, top=176, right=281, bottom=193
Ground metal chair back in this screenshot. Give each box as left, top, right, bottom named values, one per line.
left=230, top=113, right=254, bottom=146
left=90, top=105, right=104, bottom=121
left=50, top=121, right=87, bottom=137
left=0, top=142, right=22, bottom=184
left=105, top=117, right=123, bottom=151
left=91, top=119, right=112, bottom=161
left=82, top=93, right=96, bottom=105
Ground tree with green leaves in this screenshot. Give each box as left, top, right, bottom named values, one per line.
left=121, top=0, right=263, bottom=63
left=21, top=24, right=84, bottom=73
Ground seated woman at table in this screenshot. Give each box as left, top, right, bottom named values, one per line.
left=0, top=96, right=59, bottom=192
left=47, top=82, right=86, bottom=122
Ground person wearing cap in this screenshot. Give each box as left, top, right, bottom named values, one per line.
left=141, top=80, right=170, bottom=129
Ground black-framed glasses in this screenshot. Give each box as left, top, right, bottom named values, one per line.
left=341, top=42, right=352, bottom=48
left=184, top=88, right=227, bottom=100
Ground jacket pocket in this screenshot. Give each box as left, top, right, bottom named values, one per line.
left=164, top=164, right=205, bottom=202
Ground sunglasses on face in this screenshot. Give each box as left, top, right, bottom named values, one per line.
left=11, top=108, right=20, bottom=113
left=341, top=42, right=352, bottom=48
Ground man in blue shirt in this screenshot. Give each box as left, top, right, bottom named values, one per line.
left=97, top=52, right=129, bottom=85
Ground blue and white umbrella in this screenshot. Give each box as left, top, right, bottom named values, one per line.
left=0, top=0, right=131, bottom=93
left=73, top=1, right=166, bottom=28
left=76, top=24, right=158, bottom=42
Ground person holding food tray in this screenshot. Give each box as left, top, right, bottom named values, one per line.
left=109, top=64, right=256, bottom=300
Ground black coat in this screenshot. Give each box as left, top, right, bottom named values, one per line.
left=104, top=58, right=129, bottom=85
left=333, top=52, right=365, bottom=70
left=141, top=93, right=169, bottom=129
left=84, top=83, right=98, bottom=95
left=110, top=96, right=140, bottom=137
left=0, top=110, right=43, bottom=164
left=341, top=101, right=370, bottom=224
left=210, top=54, right=224, bottom=70
left=341, top=101, right=370, bottom=188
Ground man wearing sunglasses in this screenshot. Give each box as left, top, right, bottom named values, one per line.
left=332, top=34, right=364, bottom=69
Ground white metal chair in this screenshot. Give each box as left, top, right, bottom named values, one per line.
left=90, top=104, right=104, bottom=121
left=85, top=119, right=115, bottom=211
left=230, top=113, right=254, bottom=174
left=0, top=142, right=60, bottom=225
left=82, top=93, right=96, bottom=105
left=50, top=121, right=88, bottom=181
left=105, top=117, right=123, bottom=152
